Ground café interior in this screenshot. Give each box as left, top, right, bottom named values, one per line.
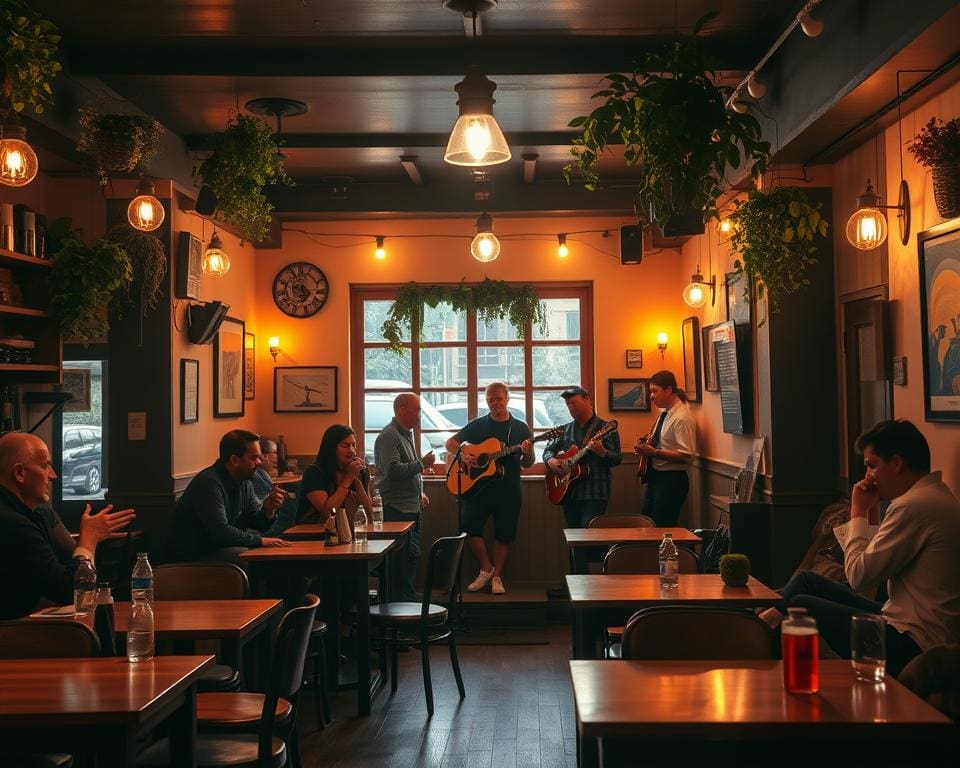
left=1, top=1, right=959, bottom=766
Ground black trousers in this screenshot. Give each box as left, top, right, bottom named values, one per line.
left=641, top=467, right=689, bottom=526
left=384, top=504, right=421, bottom=602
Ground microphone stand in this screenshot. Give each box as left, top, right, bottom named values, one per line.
left=445, top=443, right=469, bottom=633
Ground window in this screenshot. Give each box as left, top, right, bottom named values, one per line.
left=59, top=358, right=107, bottom=502
left=352, top=284, right=593, bottom=466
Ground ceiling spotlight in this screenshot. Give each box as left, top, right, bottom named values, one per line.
left=0, top=117, right=39, bottom=188
left=444, top=66, right=511, bottom=167
left=746, top=75, right=766, bottom=99
left=798, top=8, right=824, bottom=37
left=375, top=236, right=386, bottom=260
left=202, top=228, right=230, bottom=276
left=557, top=233, right=569, bottom=258
left=470, top=212, right=501, bottom=262
left=127, top=177, right=165, bottom=232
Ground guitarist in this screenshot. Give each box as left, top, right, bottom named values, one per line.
left=445, top=382, right=533, bottom=596
left=543, top=386, right=623, bottom=529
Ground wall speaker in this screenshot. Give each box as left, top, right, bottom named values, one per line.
left=619, top=225, right=643, bottom=265
left=187, top=301, right=230, bottom=345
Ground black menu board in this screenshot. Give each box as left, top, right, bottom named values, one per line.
left=716, top=323, right=753, bottom=435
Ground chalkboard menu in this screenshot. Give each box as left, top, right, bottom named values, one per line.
left=716, top=323, right=754, bottom=435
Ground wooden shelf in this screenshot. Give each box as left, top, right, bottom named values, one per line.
left=0, top=363, right=59, bottom=372
left=0, top=247, right=53, bottom=269
left=0, top=304, right=49, bottom=318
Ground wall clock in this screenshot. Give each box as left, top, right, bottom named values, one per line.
left=273, top=262, right=329, bottom=317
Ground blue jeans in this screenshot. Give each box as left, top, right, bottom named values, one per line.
left=384, top=505, right=421, bottom=602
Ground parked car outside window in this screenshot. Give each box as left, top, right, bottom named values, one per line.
left=62, top=425, right=102, bottom=494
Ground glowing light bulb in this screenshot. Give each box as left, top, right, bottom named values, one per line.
left=657, top=332, right=668, bottom=345
left=127, top=179, right=165, bottom=232
left=719, top=218, right=733, bottom=234
left=375, top=236, right=386, bottom=260
left=683, top=272, right=709, bottom=308
left=557, top=233, right=569, bottom=258
left=465, top=120, right=492, bottom=161
left=846, top=209, right=887, bottom=250
left=202, top=231, right=231, bottom=276
left=470, top=213, right=501, bottom=262
left=0, top=126, right=39, bottom=187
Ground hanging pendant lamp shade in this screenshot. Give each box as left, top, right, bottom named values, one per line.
left=202, top=230, right=231, bottom=276
left=0, top=120, right=39, bottom=188
left=444, top=66, right=511, bottom=167
left=470, top=212, right=501, bottom=262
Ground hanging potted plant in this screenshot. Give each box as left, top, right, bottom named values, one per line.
left=0, top=0, right=61, bottom=115
left=77, top=107, right=164, bottom=186
left=908, top=116, right=960, bottom=219
left=105, top=224, right=167, bottom=345
left=726, top=187, right=830, bottom=313
left=193, top=113, right=292, bottom=244
left=564, top=13, right=769, bottom=233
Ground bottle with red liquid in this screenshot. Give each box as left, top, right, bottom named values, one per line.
left=782, top=607, right=819, bottom=693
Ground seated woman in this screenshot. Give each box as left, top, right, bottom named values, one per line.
left=298, top=424, right=372, bottom=524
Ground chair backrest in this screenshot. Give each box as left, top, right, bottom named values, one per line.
left=603, top=543, right=699, bottom=574
left=94, top=532, right=137, bottom=600
left=621, top=606, right=775, bottom=660
left=588, top=514, right=656, bottom=528
left=154, top=562, right=249, bottom=600
left=421, top=533, right=467, bottom=613
left=0, top=619, right=99, bottom=658
left=259, top=594, right=319, bottom=756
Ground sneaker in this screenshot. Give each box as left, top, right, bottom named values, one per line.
left=491, top=577, right=506, bottom=595
left=467, top=569, right=493, bottom=592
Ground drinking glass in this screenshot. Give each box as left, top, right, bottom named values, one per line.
left=850, top=614, right=886, bottom=682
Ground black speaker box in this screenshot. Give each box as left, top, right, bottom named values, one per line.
left=195, top=185, right=217, bottom=217
left=187, top=301, right=230, bottom=345
left=619, top=225, right=643, bottom=265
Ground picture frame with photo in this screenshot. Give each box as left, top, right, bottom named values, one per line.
left=681, top=316, right=702, bottom=402
left=608, top=378, right=651, bottom=412
left=180, top=358, right=199, bottom=424
left=625, top=349, right=644, bottom=368
left=213, top=316, right=245, bottom=417
left=701, top=320, right=735, bottom=393
left=274, top=366, right=338, bottom=413
left=726, top=270, right=752, bottom=326
left=918, top=220, right=960, bottom=422
left=244, top=332, right=255, bottom=400
left=62, top=368, right=91, bottom=412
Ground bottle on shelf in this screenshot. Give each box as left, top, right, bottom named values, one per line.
left=73, top=556, right=98, bottom=617
left=658, top=532, right=679, bottom=588
left=370, top=486, right=384, bottom=529
left=131, top=552, right=154, bottom=604
left=354, top=504, right=368, bottom=546
left=782, top=607, right=819, bottom=693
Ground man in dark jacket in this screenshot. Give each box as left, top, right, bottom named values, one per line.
left=0, top=431, right=135, bottom=619
left=167, top=429, right=290, bottom=562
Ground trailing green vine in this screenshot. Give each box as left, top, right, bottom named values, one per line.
left=0, top=0, right=61, bottom=114
left=726, top=187, right=829, bottom=313
left=106, top=224, right=167, bottom=345
left=382, top=279, right=547, bottom=353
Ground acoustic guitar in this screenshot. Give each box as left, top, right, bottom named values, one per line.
left=544, top=419, right=619, bottom=504
left=635, top=418, right=658, bottom=480
left=447, top=425, right=565, bottom=497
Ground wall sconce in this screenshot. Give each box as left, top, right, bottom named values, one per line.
left=374, top=236, right=386, bottom=260
left=845, top=178, right=910, bottom=250
left=556, top=233, right=569, bottom=258
left=657, top=332, right=668, bottom=359
left=682, top=270, right=715, bottom=308
left=127, top=177, right=165, bottom=232
left=268, top=336, right=281, bottom=362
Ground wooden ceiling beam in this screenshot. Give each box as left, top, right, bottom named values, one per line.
left=184, top=131, right=582, bottom=151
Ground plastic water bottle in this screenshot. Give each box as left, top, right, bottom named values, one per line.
left=658, top=533, right=679, bottom=588
left=354, top=504, right=368, bottom=546
left=371, top=487, right=384, bottom=529
left=131, top=552, right=153, bottom=604
left=127, top=598, right=155, bottom=662
left=73, top=557, right=98, bottom=617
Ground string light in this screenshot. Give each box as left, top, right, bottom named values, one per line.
left=470, top=213, right=500, bottom=262
left=557, top=233, right=569, bottom=258
left=375, top=236, right=386, bottom=260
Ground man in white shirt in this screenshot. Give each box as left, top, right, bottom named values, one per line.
left=773, top=419, right=960, bottom=676
left=633, top=370, right=696, bottom=526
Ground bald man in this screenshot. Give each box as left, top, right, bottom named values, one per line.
left=0, top=432, right=135, bottom=619
left=374, top=393, right=435, bottom=601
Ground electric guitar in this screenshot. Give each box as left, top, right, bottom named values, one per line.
left=447, top=425, right=565, bottom=497
left=544, top=419, right=619, bottom=504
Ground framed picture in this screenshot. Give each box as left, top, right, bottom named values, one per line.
left=213, top=316, right=245, bottom=418
left=175, top=231, right=202, bottom=301
left=62, top=368, right=91, bottom=412
left=625, top=349, right=644, bottom=368
left=608, top=378, right=651, bottom=412
left=726, top=270, right=752, bottom=325
left=274, top=366, right=338, bottom=413
left=918, top=220, right=960, bottom=421
left=681, top=316, right=702, bottom=403
left=701, top=321, right=734, bottom=392
left=244, top=332, right=255, bottom=400
left=180, top=358, right=199, bottom=424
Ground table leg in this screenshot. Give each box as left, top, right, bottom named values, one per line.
left=168, top=684, right=198, bottom=768
left=572, top=605, right=582, bottom=660
left=356, top=564, right=372, bottom=716
left=99, top=726, right=138, bottom=768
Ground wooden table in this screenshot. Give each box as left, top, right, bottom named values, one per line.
left=563, top=527, right=702, bottom=574
left=0, top=655, right=214, bottom=767
left=570, top=659, right=954, bottom=768
left=272, top=473, right=302, bottom=486
left=566, top=574, right=781, bottom=659
left=284, top=520, right=414, bottom=540
left=240, top=539, right=395, bottom=716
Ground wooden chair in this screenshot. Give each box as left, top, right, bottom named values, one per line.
left=621, top=606, right=776, bottom=660
left=370, top=533, right=467, bottom=716
left=153, top=563, right=248, bottom=692
left=588, top=513, right=656, bottom=528
left=303, top=620, right=331, bottom=730
left=138, top=593, right=319, bottom=768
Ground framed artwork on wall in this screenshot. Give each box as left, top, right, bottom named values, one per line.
left=608, top=378, right=651, bottom=412
left=625, top=349, right=644, bottom=368
left=181, top=358, right=199, bottom=424
left=702, top=323, right=719, bottom=392
left=244, top=332, right=255, bottom=400
left=725, top=270, right=752, bottom=326
left=681, top=316, right=702, bottom=403
left=213, top=316, right=245, bottom=418
left=62, top=368, right=91, bottom=412
left=918, top=220, right=960, bottom=422
left=274, top=366, right=338, bottom=413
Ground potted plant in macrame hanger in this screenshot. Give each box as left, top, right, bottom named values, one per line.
left=908, top=116, right=960, bottom=220
left=77, top=106, right=164, bottom=186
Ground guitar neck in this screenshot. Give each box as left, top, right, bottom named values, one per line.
left=486, top=430, right=557, bottom=462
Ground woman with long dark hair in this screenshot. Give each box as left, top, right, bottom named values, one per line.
left=298, top=424, right=372, bottom=523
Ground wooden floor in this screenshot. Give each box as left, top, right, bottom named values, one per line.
left=298, top=623, right=576, bottom=768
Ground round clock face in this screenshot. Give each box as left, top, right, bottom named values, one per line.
left=273, top=262, right=329, bottom=317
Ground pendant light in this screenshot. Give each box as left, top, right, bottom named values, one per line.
left=682, top=235, right=716, bottom=308
left=470, top=212, right=500, bottom=262
left=0, top=115, right=39, bottom=188
left=127, top=177, right=165, bottom=232
left=556, top=234, right=569, bottom=258
left=444, top=66, right=511, bottom=167
left=202, top=228, right=230, bottom=276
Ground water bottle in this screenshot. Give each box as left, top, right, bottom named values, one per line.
left=371, top=487, right=384, bottom=529
left=354, top=504, right=368, bottom=546
left=782, top=607, right=819, bottom=693
left=73, top=557, right=98, bottom=617
left=95, top=582, right=117, bottom=656
left=658, top=533, right=679, bottom=588
left=131, top=552, right=153, bottom=604
left=127, top=598, right=155, bottom=663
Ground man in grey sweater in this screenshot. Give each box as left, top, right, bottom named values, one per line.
left=374, top=393, right=435, bottom=601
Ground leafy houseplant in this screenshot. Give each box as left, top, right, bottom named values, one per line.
left=726, top=187, right=829, bottom=313
left=908, top=116, right=960, bottom=219
left=382, top=279, right=547, bottom=354
left=105, top=224, right=167, bottom=344
left=564, top=14, right=769, bottom=231
left=719, top=553, right=750, bottom=587
left=0, top=0, right=61, bottom=114
left=77, top=108, right=164, bottom=186
left=193, top=113, right=292, bottom=244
